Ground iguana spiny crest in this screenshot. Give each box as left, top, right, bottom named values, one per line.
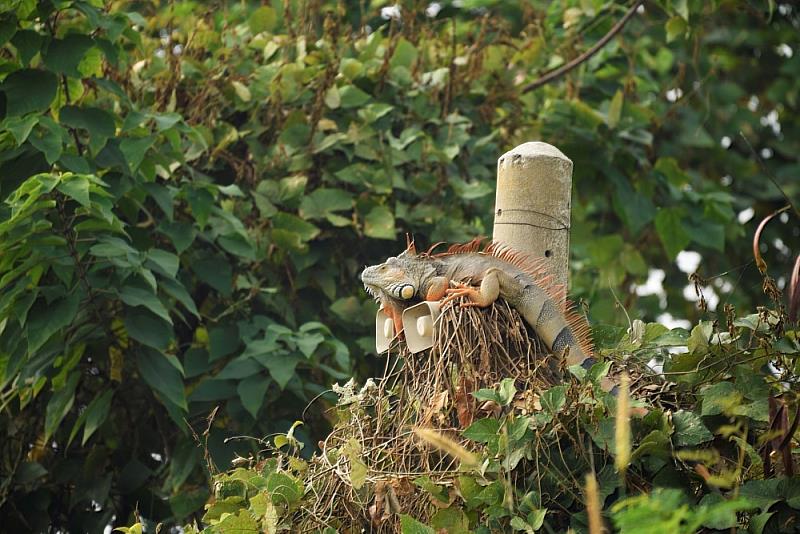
left=360, top=238, right=594, bottom=366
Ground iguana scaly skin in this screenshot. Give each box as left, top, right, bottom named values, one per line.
left=360, top=239, right=593, bottom=366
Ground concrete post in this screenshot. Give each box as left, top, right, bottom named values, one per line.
left=493, top=142, right=573, bottom=294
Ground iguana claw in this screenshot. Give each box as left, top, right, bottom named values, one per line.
left=441, top=283, right=481, bottom=308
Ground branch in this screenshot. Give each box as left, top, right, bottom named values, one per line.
left=521, top=0, right=645, bottom=94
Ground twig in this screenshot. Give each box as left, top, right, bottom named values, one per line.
left=522, top=0, right=645, bottom=93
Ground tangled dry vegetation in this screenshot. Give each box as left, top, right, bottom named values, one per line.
left=294, top=301, right=667, bottom=532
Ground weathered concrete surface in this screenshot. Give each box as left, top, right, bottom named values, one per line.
left=493, top=142, right=573, bottom=295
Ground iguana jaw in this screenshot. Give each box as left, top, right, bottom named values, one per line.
left=360, top=265, right=394, bottom=305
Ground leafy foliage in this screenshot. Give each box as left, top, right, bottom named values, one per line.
left=148, top=302, right=799, bottom=533
left=0, top=0, right=798, bottom=531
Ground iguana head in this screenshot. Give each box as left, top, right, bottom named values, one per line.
left=360, top=246, right=434, bottom=306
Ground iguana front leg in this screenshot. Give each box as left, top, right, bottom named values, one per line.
left=441, top=269, right=501, bottom=308
left=382, top=304, right=405, bottom=339
left=424, top=276, right=450, bottom=301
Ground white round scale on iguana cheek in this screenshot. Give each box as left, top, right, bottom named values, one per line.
left=383, top=318, right=394, bottom=338
left=416, top=316, right=433, bottom=337
left=401, top=285, right=414, bottom=300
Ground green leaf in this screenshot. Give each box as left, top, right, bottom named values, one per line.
left=324, top=86, right=340, bottom=109
left=59, top=105, right=116, bottom=142
left=472, top=388, right=501, bottom=404
left=528, top=509, right=547, bottom=530
left=630, top=430, right=671, bottom=461
left=296, top=332, right=324, bottom=359
left=586, top=361, right=611, bottom=383
left=687, top=321, right=712, bottom=354
left=188, top=379, right=237, bottom=402
left=265, top=472, right=303, bottom=506
left=748, top=511, right=775, bottom=534
left=343, top=438, right=367, bottom=490
left=231, top=80, right=251, bottom=103
left=119, top=135, right=154, bottom=171
left=158, top=277, right=200, bottom=319
left=124, top=308, right=173, bottom=350
left=463, top=418, right=501, bottom=443
left=671, top=410, right=713, bottom=446
left=357, top=103, right=394, bottom=124
left=57, top=174, right=90, bottom=207
left=145, top=249, right=180, bottom=278
left=209, top=324, right=240, bottom=361
left=497, top=377, right=517, bottom=406
left=540, top=385, right=567, bottom=415
left=340, top=58, right=363, bottom=79
left=511, top=515, right=537, bottom=533
left=364, top=205, right=395, bottom=239
left=299, top=188, right=352, bottom=221
left=183, top=348, right=210, bottom=378
left=611, top=174, right=655, bottom=235
left=673, top=0, right=689, bottom=20
left=248, top=6, right=277, bottom=33
left=70, top=389, right=113, bottom=446
left=137, top=347, right=187, bottom=410
left=272, top=212, right=320, bottom=243
left=217, top=357, right=262, bottom=380
left=191, top=253, right=233, bottom=296
left=430, top=507, right=470, bottom=533
left=237, top=374, right=270, bottom=418
left=79, top=389, right=113, bottom=446
left=77, top=46, right=103, bottom=77
left=689, top=218, right=725, bottom=252
left=1, top=69, right=58, bottom=117
left=43, top=34, right=95, bottom=76
left=607, top=89, right=623, bottom=128
left=654, top=157, right=689, bottom=187
left=390, top=39, right=418, bottom=69
left=258, top=353, right=299, bottom=390
left=44, top=371, right=79, bottom=442
left=218, top=233, right=256, bottom=260
left=12, top=28, right=43, bottom=66
left=26, top=292, right=80, bottom=354
left=665, top=16, right=687, bottom=42
left=339, top=85, right=371, bottom=108
left=215, top=510, right=258, bottom=533
left=159, top=221, right=196, bottom=254
left=0, top=17, right=18, bottom=48
left=120, top=286, right=173, bottom=325
left=654, top=207, right=690, bottom=259
left=30, top=117, right=67, bottom=164
left=450, top=177, right=493, bottom=200
left=738, top=479, right=782, bottom=513
left=651, top=328, right=689, bottom=347
left=3, top=114, right=39, bottom=145
left=169, top=487, right=208, bottom=520
left=400, top=514, right=435, bottom=534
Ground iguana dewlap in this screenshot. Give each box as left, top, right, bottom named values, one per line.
left=360, top=239, right=593, bottom=366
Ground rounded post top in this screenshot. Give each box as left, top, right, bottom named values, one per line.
left=498, top=141, right=572, bottom=166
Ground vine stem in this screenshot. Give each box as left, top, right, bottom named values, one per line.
left=522, top=0, right=645, bottom=93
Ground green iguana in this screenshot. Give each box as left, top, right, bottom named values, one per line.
left=360, top=238, right=593, bottom=366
